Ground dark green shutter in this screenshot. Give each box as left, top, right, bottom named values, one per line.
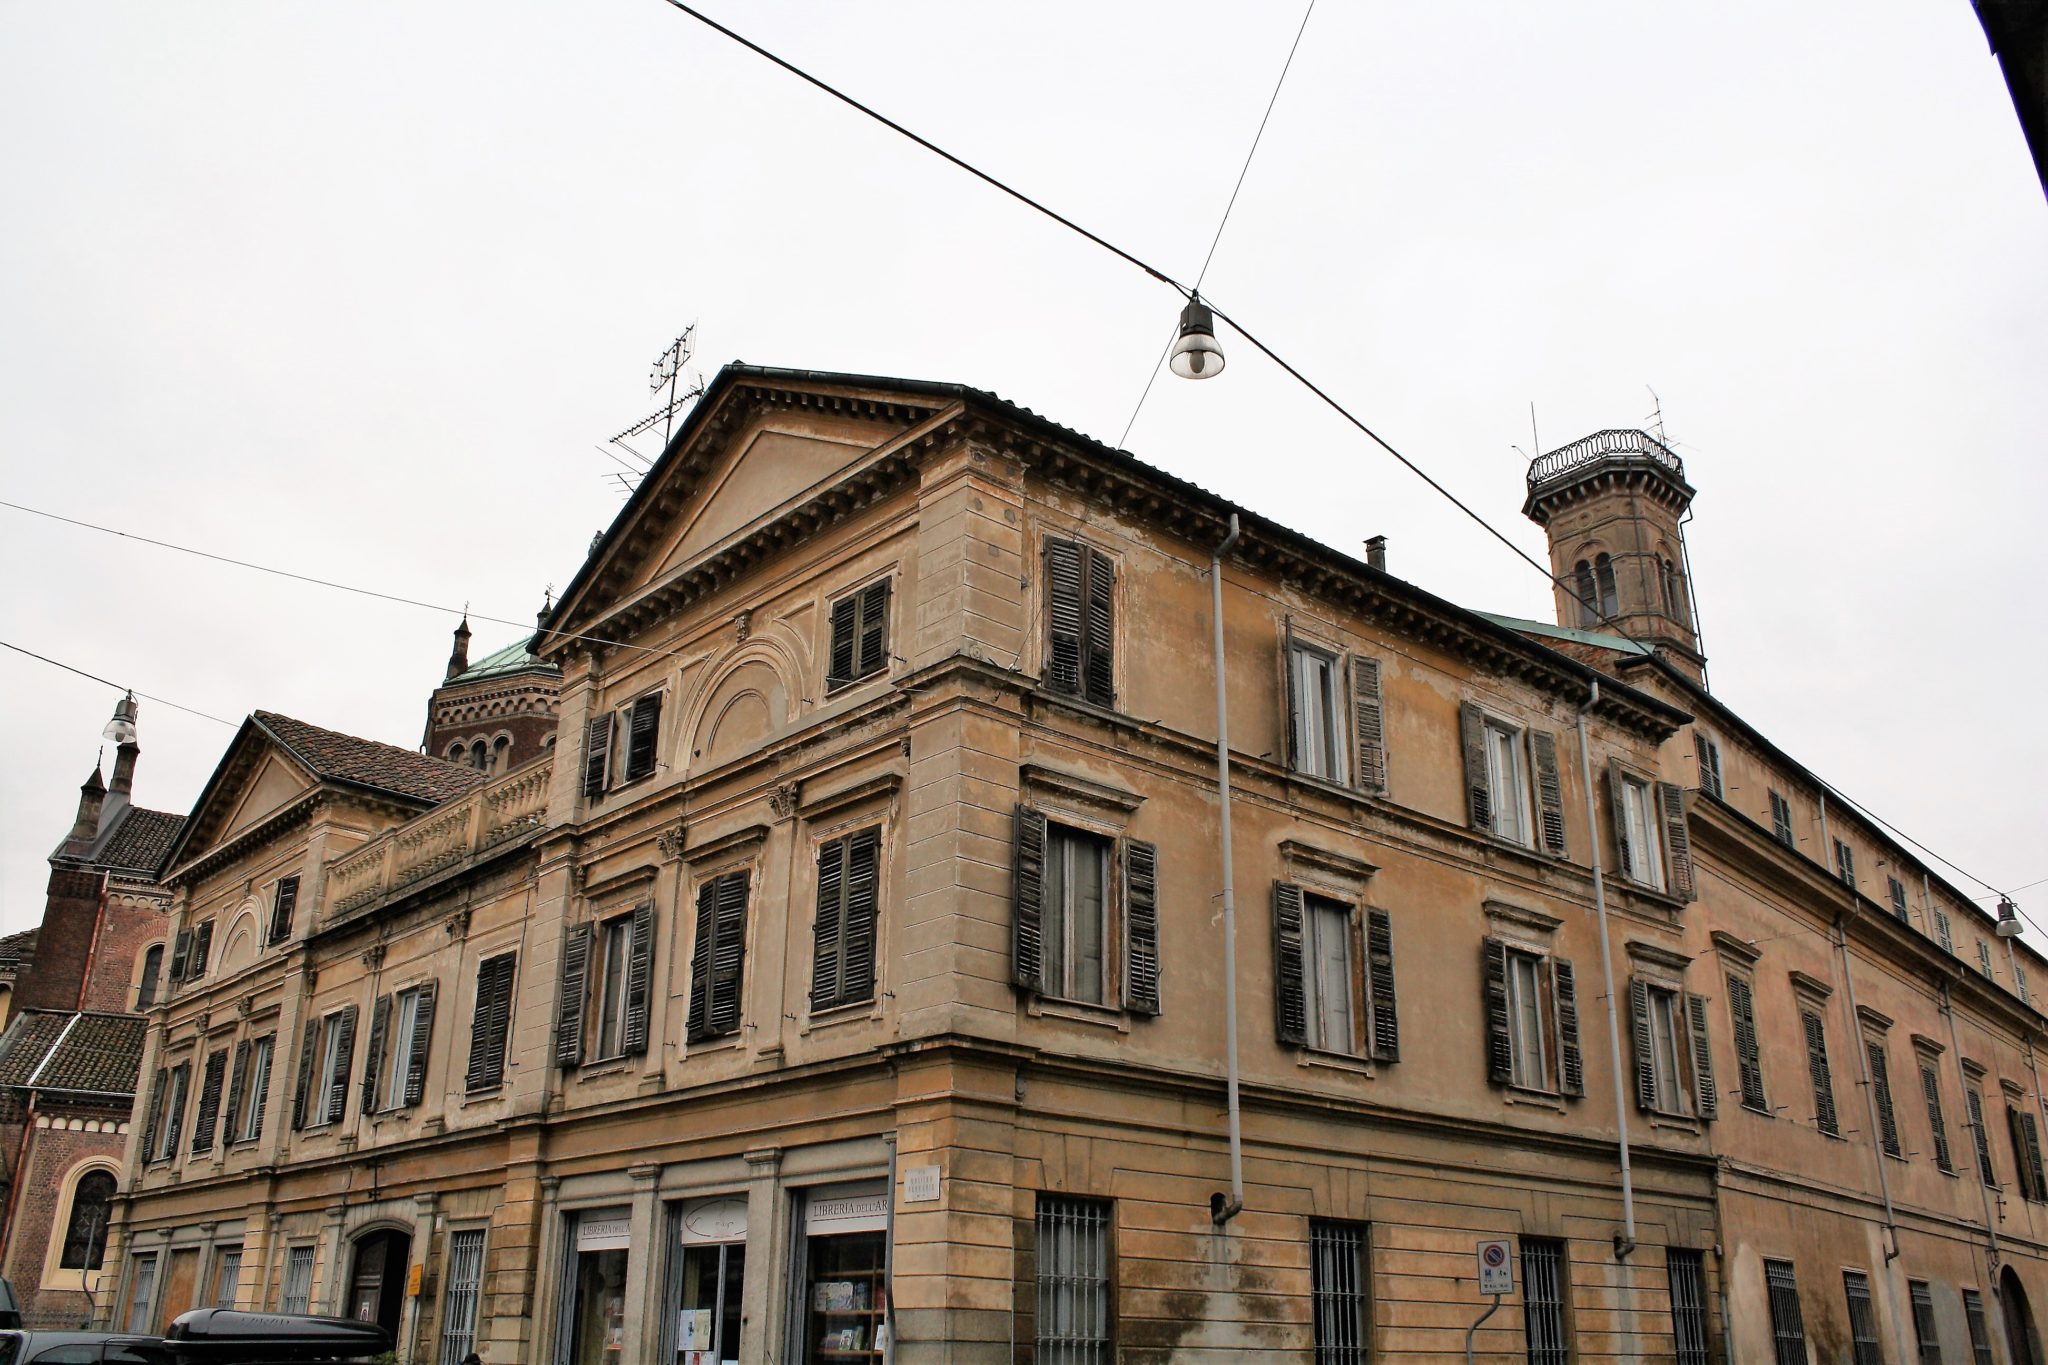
left=188, top=921, right=213, bottom=979
left=1922, top=1066, right=1955, bottom=1173
left=190, top=1051, right=227, bottom=1155
left=467, top=954, right=516, bottom=1092
left=1482, top=938, right=1512, bottom=1085
left=1803, top=1011, right=1839, bottom=1136
left=1686, top=992, right=1717, bottom=1120
left=1123, top=839, right=1160, bottom=1016
left=140, top=1068, right=164, bottom=1159
left=1607, top=761, right=1633, bottom=877
left=1045, top=541, right=1084, bottom=696
left=290, top=1030, right=318, bottom=1131
left=168, top=929, right=191, bottom=984
left=165, top=1063, right=190, bottom=1156
left=1659, top=782, right=1696, bottom=901
left=828, top=594, right=859, bottom=687
left=857, top=580, right=890, bottom=677
left=325, top=1006, right=357, bottom=1124
left=1629, top=977, right=1657, bottom=1111
left=622, top=903, right=653, bottom=1055
left=1366, top=907, right=1397, bottom=1063
left=581, top=713, right=613, bottom=798
left=269, top=877, right=299, bottom=944
left=1282, top=625, right=1302, bottom=772
left=1012, top=807, right=1049, bottom=994
left=1554, top=959, right=1584, bottom=1097
left=708, top=873, right=749, bottom=1037
left=1531, top=731, right=1567, bottom=857
left=361, top=994, right=391, bottom=1113
left=1082, top=547, right=1114, bottom=707
left=1272, top=883, right=1307, bottom=1046
left=625, top=694, right=661, bottom=782
left=249, top=1035, right=273, bottom=1139
left=403, top=981, right=437, bottom=1105
left=1459, top=703, right=1492, bottom=833
left=1728, top=974, right=1766, bottom=1111
left=223, top=1040, right=249, bottom=1143
left=1868, top=1043, right=1900, bottom=1156
left=812, top=836, right=847, bottom=1009
left=1350, top=655, right=1387, bottom=796
left=554, top=924, right=592, bottom=1067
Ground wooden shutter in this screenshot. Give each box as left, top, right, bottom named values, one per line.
left=707, top=873, right=749, bottom=1037
left=1686, top=993, right=1717, bottom=1120
left=224, top=1040, right=249, bottom=1144
left=1350, top=655, right=1386, bottom=796
left=249, top=1035, right=273, bottom=1140
left=466, top=954, right=516, bottom=1092
left=857, top=580, right=890, bottom=677
left=2025, top=1113, right=2048, bottom=1200
left=361, top=995, right=392, bottom=1113
left=687, top=879, right=717, bottom=1040
left=812, top=836, right=847, bottom=1009
left=403, top=981, right=437, bottom=1106
left=1272, top=883, right=1308, bottom=1047
left=1012, top=807, right=1049, bottom=994
left=841, top=828, right=881, bottom=1008
left=190, top=1051, right=227, bottom=1155
left=1922, top=1066, right=1955, bottom=1173
left=140, top=1069, right=163, bottom=1159
left=622, top=903, right=654, bottom=1056
left=1082, top=547, right=1114, bottom=707
left=1659, top=782, right=1696, bottom=901
left=1803, top=1011, right=1839, bottom=1136
left=1531, top=731, right=1567, bottom=857
left=269, top=877, right=299, bottom=943
left=1459, top=704, right=1492, bottom=833
left=290, top=1031, right=318, bottom=1131
left=325, top=1006, right=357, bottom=1124
left=828, top=593, right=859, bottom=687
left=189, top=920, right=213, bottom=978
left=1122, top=839, right=1160, bottom=1016
left=168, top=930, right=191, bottom=984
left=1482, top=938, right=1512, bottom=1085
left=1727, top=973, right=1766, bottom=1111
left=1045, top=540, right=1085, bottom=696
left=1629, top=977, right=1657, bottom=1112
left=554, top=923, right=592, bottom=1067
left=1607, top=761, right=1633, bottom=877
left=1366, top=907, right=1397, bottom=1063
left=1969, top=1088, right=1997, bottom=1183
left=1554, top=959, right=1584, bottom=1097
left=1867, top=1043, right=1900, bottom=1156
left=581, top=713, right=614, bottom=799
left=1281, top=625, right=1302, bottom=772
left=625, top=694, right=662, bottom=782
left=165, top=1064, right=190, bottom=1156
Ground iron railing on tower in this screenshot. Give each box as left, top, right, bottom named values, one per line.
left=1526, top=428, right=1685, bottom=489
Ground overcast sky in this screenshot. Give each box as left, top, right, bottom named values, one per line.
left=2, top=2, right=2043, bottom=937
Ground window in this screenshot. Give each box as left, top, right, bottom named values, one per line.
left=1014, top=811, right=1160, bottom=1015
left=1309, top=1220, right=1370, bottom=1365
left=440, top=1229, right=485, bottom=1365
left=465, top=953, right=517, bottom=1093
left=1727, top=973, right=1767, bottom=1112
left=685, top=873, right=750, bottom=1044
left=1978, top=941, right=1995, bottom=981
left=1936, top=909, right=1955, bottom=954
left=1610, top=762, right=1696, bottom=899
left=1035, top=1195, right=1111, bottom=1365
left=2020, top=962, right=2032, bottom=1005
left=470, top=740, right=488, bottom=771
left=580, top=691, right=665, bottom=798
left=293, top=1007, right=358, bottom=1130
left=1459, top=706, right=1567, bottom=856
left=366, top=984, right=437, bottom=1112
left=281, top=1245, right=314, bottom=1315
left=1483, top=940, right=1582, bottom=1096
left=1910, top=1280, right=1941, bottom=1365
left=267, top=876, right=300, bottom=944
left=1834, top=838, right=1856, bottom=887
left=1288, top=640, right=1348, bottom=784
left=1574, top=554, right=1618, bottom=625
left=1486, top=721, right=1530, bottom=845
left=1867, top=1041, right=1902, bottom=1157
left=1630, top=979, right=1714, bottom=1119
left=1302, top=894, right=1356, bottom=1053
left=146, top=1062, right=190, bottom=1163
left=1888, top=877, right=1909, bottom=923
left=1619, top=774, right=1666, bottom=890
left=1668, top=1249, right=1709, bottom=1365
left=1573, top=560, right=1598, bottom=627
left=1696, top=736, right=1723, bottom=799
left=1964, top=1288, right=1995, bottom=1365
left=1801, top=1009, right=1840, bottom=1137
left=136, top=944, right=164, bottom=1009
left=170, top=920, right=215, bottom=985
left=215, top=1248, right=242, bottom=1310
left=1844, top=1270, right=1883, bottom=1365
left=1521, top=1238, right=1568, bottom=1365
left=190, top=1049, right=229, bottom=1155
left=811, top=827, right=882, bottom=1012
left=1765, top=1260, right=1806, bottom=1365
left=1043, top=538, right=1114, bottom=708
left=621, top=692, right=662, bottom=784
left=827, top=579, right=891, bottom=691
left=1660, top=556, right=1689, bottom=626
left=1275, top=884, right=1395, bottom=1061
left=2008, top=1102, right=2047, bottom=1200
left=558, top=905, right=653, bottom=1063
left=1921, top=1061, right=1956, bottom=1173
left=226, top=1035, right=273, bottom=1144
left=491, top=736, right=510, bottom=772
left=1769, top=790, right=1795, bottom=849
left=58, top=1169, right=116, bottom=1270
left=126, top=1252, right=159, bottom=1333
left=1968, top=1084, right=1998, bottom=1184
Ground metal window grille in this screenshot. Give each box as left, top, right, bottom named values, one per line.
left=282, top=1245, right=315, bottom=1315
left=1964, top=1288, right=1995, bottom=1365
left=1844, top=1271, right=1883, bottom=1365
left=1310, top=1220, right=1370, bottom=1364
left=440, top=1229, right=486, bottom=1365
left=1668, top=1249, right=1709, bottom=1365
left=1910, top=1281, right=1941, bottom=1365
left=1766, top=1260, right=1807, bottom=1365
left=126, top=1253, right=159, bottom=1334
left=1521, top=1238, right=1567, bottom=1365
left=1036, top=1196, right=1111, bottom=1365
left=215, top=1249, right=242, bottom=1309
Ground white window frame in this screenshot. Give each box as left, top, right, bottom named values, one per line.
left=1483, top=718, right=1534, bottom=848
left=378, top=989, right=425, bottom=1112
left=1645, top=984, right=1689, bottom=1115
left=1300, top=892, right=1358, bottom=1055
left=233, top=1035, right=273, bottom=1143
left=594, top=915, right=636, bottom=1061
left=1043, top=822, right=1114, bottom=1006
left=313, top=1012, right=348, bottom=1127
left=1620, top=773, right=1667, bottom=891
left=1506, top=949, right=1551, bottom=1091
left=1288, top=640, right=1349, bottom=785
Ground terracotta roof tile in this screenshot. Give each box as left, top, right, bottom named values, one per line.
left=0, top=1011, right=147, bottom=1095
left=0, top=929, right=37, bottom=968
left=0, top=1012, right=73, bottom=1088
left=95, top=807, right=185, bottom=877
left=255, top=711, right=484, bottom=805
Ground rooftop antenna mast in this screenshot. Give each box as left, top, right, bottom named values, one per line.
left=603, top=325, right=706, bottom=490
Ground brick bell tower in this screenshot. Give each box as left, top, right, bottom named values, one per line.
left=1522, top=428, right=1704, bottom=681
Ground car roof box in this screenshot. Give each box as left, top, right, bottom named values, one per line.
left=162, top=1309, right=391, bottom=1362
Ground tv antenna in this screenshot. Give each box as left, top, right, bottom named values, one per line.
left=1645, top=385, right=1669, bottom=446
left=603, top=325, right=706, bottom=488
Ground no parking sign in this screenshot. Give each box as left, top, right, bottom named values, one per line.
left=1476, top=1240, right=1514, bottom=1296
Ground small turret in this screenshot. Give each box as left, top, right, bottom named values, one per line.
left=68, top=765, right=106, bottom=848
left=446, top=615, right=473, bottom=682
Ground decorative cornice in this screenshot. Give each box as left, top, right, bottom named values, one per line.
left=1020, top=763, right=1144, bottom=815
left=1709, top=931, right=1761, bottom=968
left=1788, top=970, right=1833, bottom=1003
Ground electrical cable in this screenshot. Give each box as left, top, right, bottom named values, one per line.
left=0, top=640, right=235, bottom=727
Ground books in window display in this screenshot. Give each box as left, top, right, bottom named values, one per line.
left=814, top=1277, right=884, bottom=1358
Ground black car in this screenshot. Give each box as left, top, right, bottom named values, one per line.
left=0, top=1310, right=388, bottom=1365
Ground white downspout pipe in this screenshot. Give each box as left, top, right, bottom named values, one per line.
left=1575, top=680, right=1635, bottom=1255
left=1942, top=985, right=2003, bottom=1275
left=1211, top=514, right=1244, bottom=1225
left=1821, top=795, right=1903, bottom=1264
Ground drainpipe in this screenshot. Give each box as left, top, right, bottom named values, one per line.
left=1211, top=514, right=1244, bottom=1226
left=1945, top=984, right=2004, bottom=1274
left=882, top=1133, right=898, bottom=1365
left=1574, top=680, right=1635, bottom=1256
left=1832, top=910, right=1903, bottom=1263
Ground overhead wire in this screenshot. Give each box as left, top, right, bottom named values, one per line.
left=0, top=640, right=236, bottom=728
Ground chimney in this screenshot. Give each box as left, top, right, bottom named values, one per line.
left=446, top=615, right=473, bottom=682
left=68, top=766, right=106, bottom=846
left=109, top=738, right=139, bottom=801
left=1365, top=536, right=1387, bottom=573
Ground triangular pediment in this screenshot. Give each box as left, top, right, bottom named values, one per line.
left=651, top=425, right=877, bottom=579
left=213, top=750, right=316, bottom=844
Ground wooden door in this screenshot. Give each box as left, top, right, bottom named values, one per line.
left=159, top=1248, right=200, bottom=1334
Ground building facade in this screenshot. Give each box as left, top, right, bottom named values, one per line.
left=101, top=366, right=2048, bottom=1363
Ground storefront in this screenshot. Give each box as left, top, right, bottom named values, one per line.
left=561, top=1208, right=633, bottom=1365
left=664, top=1196, right=747, bottom=1365
left=792, top=1183, right=888, bottom=1365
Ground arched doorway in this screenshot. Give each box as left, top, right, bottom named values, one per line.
left=2004, top=1265, right=2041, bottom=1365
left=347, top=1228, right=412, bottom=1343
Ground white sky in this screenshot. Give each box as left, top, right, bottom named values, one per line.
left=2, top=3, right=2043, bottom=936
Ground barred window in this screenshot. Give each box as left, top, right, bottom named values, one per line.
left=1310, top=1220, right=1370, bottom=1364
left=1668, top=1249, right=1709, bottom=1365
left=1844, top=1271, right=1883, bottom=1365
left=125, top=1252, right=159, bottom=1334
left=282, top=1245, right=315, bottom=1315
left=1036, top=1195, right=1111, bottom=1365
left=1766, top=1260, right=1806, bottom=1365
left=1521, top=1238, right=1567, bottom=1365
left=214, top=1248, right=241, bottom=1309
left=1964, top=1288, right=1995, bottom=1365
left=440, top=1228, right=486, bottom=1365
left=1910, top=1280, right=1941, bottom=1365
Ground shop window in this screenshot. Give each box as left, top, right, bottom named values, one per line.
left=668, top=1197, right=748, bottom=1365
left=799, top=1185, right=889, bottom=1364
left=58, top=1168, right=116, bottom=1270
left=563, top=1209, right=631, bottom=1365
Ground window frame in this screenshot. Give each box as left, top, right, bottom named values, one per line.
left=125, top=1251, right=160, bottom=1334
left=1042, top=821, right=1115, bottom=1007
left=1034, top=1194, right=1113, bottom=1363
left=230, top=1034, right=273, bottom=1144
left=1765, top=1259, right=1807, bottom=1365
left=54, top=1164, right=118, bottom=1277
left=1619, top=772, right=1667, bottom=891
left=825, top=577, right=892, bottom=693
left=1287, top=637, right=1350, bottom=785
left=376, top=987, right=427, bottom=1112
left=1299, top=891, right=1361, bottom=1056
left=1668, top=1248, right=1710, bottom=1365
left=135, top=943, right=165, bottom=1010
left=440, top=1226, right=487, bottom=1365
left=593, top=915, right=636, bottom=1063
left=1910, top=1279, right=1941, bottom=1365
left=1768, top=789, right=1795, bottom=848
left=1482, top=717, right=1535, bottom=848
left=311, top=1009, right=352, bottom=1129
left=280, top=1244, right=315, bottom=1315
left=1308, top=1219, right=1371, bottom=1365
left=267, top=875, right=301, bottom=945
left=154, top=1062, right=191, bottom=1163
left=1844, top=1270, right=1883, bottom=1365
left=1505, top=948, right=1552, bottom=1092
left=1521, top=1237, right=1569, bottom=1365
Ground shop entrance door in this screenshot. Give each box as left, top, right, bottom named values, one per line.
left=564, top=1208, right=633, bottom=1365
left=670, top=1196, right=748, bottom=1365
left=348, top=1229, right=412, bottom=1343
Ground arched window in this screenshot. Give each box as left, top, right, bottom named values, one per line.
left=470, top=741, right=488, bottom=771
left=1593, top=554, right=1619, bottom=620
left=59, top=1169, right=116, bottom=1270
left=1573, top=560, right=1599, bottom=626
left=1660, top=556, right=1690, bottom=627
left=136, top=944, right=164, bottom=1009
left=544, top=734, right=557, bottom=752
left=492, top=737, right=511, bottom=772
left=446, top=742, right=465, bottom=762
